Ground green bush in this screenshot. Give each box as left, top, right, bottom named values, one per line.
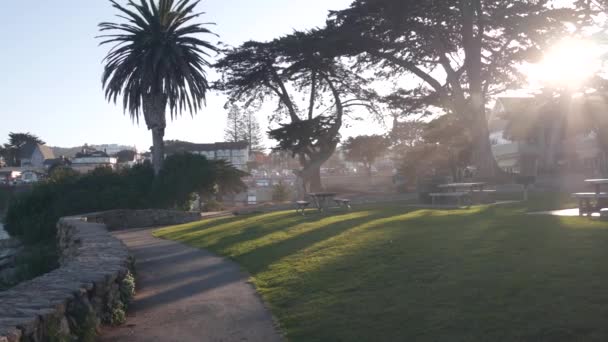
left=0, top=186, right=12, bottom=213
left=272, top=181, right=291, bottom=202
left=203, top=199, right=224, bottom=212
left=4, top=165, right=154, bottom=244
left=120, top=271, right=136, bottom=307
left=3, top=154, right=247, bottom=245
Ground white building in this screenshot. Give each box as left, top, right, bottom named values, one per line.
left=71, top=149, right=117, bottom=173
left=165, top=141, right=249, bottom=171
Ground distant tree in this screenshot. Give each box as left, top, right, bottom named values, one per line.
left=216, top=29, right=377, bottom=191
left=330, top=0, right=587, bottom=178
left=390, top=119, right=426, bottom=149
left=398, top=115, right=472, bottom=183
left=224, top=105, right=243, bottom=143
left=342, top=135, right=390, bottom=179
left=224, top=106, right=264, bottom=153
left=99, top=0, right=218, bottom=175
left=243, top=110, right=265, bottom=153
left=1, top=132, right=45, bottom=166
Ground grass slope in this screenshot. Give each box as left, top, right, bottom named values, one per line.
left=154, top=202, right=608, bottom=341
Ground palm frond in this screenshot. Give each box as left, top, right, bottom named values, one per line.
left=99, top=0, right=218, bottom=124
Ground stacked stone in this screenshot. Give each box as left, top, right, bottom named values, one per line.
left=0, top=239, right=22, bottom=283
left=0, top=217, right=132, bottom=342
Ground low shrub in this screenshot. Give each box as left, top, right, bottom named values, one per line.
left=4, top=165, right=154, bottom=244
left=203, top=199, right=224, bottom=212
left=0, top=186, right=12, bottom=214
left=272, top=181, right=291, bottom=202
left=120, top=271, right=136, bottom=307
left=3, top=153, right=247, bottom=247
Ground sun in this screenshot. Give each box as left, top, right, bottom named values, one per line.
left=528, top=38, right=603, bottom=88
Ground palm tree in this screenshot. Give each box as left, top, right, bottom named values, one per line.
left=99, top=0, right=217, bottom=175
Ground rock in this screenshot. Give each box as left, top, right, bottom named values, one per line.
left=0, top=212, right=134, bottom=342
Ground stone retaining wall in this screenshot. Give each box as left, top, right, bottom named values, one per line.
left=0, top=238, right=22, bottom=284
left=0, top=216, right=134, bottom=342
left=85, top=209, right=201, bottom=230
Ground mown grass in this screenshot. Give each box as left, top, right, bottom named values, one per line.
left=154, top=199, right=608, bottom=341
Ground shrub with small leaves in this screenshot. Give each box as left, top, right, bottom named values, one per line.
left=120, top=271, right=136, bottom=307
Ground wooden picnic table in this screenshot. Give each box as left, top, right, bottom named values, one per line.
left=585, top=179, right=608, bottom=194
left=308, top=192, right=337, bottom=211
left=573, top=179, right=608, bottom=216
left=438, top=182, right=486, bottom=191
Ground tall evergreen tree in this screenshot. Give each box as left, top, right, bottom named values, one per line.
left=243, top=110, right=264, bottom=153
left=224, top=105, right=243, bottom=143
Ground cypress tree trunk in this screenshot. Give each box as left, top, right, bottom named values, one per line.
left=309, top=166, right=322, bottom=193
left=470, top=110, right=501, bottom=179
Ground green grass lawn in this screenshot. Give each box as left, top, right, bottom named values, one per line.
left=154, top=201, right=608, bottom=341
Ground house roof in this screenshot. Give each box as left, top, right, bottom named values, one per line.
left=165, top=141, right=249, bottom=154
left=19, top=143, right=55, bottom=160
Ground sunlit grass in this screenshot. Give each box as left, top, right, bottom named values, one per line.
left=154, top=201, right=608, bottom=341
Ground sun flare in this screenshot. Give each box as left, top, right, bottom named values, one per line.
left=529, top=38, right=602, bottom=88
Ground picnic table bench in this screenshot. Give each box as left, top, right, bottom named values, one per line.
left=334, top=198, right=352, bottom=209
left=295, top=201, right=310, bottom=215
left=573, top=179, right=608, bottom=216
left=431, top=182, right=490, bottom=206
left=430, top=191, right=471, bottom=206
left=295, top=193, right=352, bottom=214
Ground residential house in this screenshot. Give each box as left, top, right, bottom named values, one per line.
left=165, top=141, right=250, bottom=171
left=71, top=148, right=117, bottom=173
left=19, top=143, right=55, bottom=168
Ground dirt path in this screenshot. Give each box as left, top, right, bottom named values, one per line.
left=99, top=227, right=283, bottom=342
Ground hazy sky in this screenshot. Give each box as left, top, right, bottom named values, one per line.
left=0, top=0, right=383, bottom=150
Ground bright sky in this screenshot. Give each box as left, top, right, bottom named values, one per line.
left=0, top=0, right=381, bottom=151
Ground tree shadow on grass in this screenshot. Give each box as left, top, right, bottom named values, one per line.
left=156, top=211, right=335, bottom=247
left=263, top=211, right=608, bottom=342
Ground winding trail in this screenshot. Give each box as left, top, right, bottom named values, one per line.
left=99, top=227, right=283, bottom=342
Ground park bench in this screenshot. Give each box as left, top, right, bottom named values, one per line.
left=572, top=192, right=608, bottom=216
left=334, top=198, right=352, bottom=209
left=429, top=192, right=470, bottom=206
left=295, top=201, right=310, bottom=215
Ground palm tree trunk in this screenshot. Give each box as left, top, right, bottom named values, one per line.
left=143, top=94, right=168, bottom=176
left=151, top=126, right=165, bottom=176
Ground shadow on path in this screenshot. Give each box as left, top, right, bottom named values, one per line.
left=98, top=227, right=283, bottom=342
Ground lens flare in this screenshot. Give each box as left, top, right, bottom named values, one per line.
left=529, top=38, right=602, bottom=88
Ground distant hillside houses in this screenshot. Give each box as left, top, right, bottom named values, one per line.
left=50, top=144, right=136, bottom=158
left=19, top=143, right=55, bottom=168
left=165, top=140, right=249, bottom=171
